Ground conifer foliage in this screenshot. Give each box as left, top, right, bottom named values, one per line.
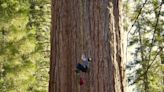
left=126, top=0, right=164, bottom=91
left=0, top=0, right=50, bottom=91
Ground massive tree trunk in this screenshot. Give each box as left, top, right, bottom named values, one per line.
left=49, top=0, right=126, bottom=92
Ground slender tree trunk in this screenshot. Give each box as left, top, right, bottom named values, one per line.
left=49, top=0, right=126, bottom=92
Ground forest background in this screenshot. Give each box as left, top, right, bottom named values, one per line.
left=0, top=0, right=163, bottom=92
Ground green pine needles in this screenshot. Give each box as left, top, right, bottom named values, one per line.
left=126, top=0, right=164, bottom=92
left=0, top=0, right=50, bottom=92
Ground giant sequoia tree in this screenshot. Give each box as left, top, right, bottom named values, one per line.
left=49, top=0, right=126, bottom=92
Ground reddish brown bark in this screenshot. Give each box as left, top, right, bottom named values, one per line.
left=49, top=0, right=125, bottom=92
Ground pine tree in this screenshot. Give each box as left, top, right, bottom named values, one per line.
left=0, top=0, right=51, bottom=91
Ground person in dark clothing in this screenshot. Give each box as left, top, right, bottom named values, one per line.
left=75, top=55, right=92, bottom=73
left=76, top=63, right=88, bottom=72
left=75, top=54, right=92, bottom=86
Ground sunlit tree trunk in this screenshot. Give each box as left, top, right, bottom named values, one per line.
left=49, top=0, right=126, bottom=92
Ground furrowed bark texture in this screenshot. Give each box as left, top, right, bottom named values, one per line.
left=49, top=0, right=126, bottom=92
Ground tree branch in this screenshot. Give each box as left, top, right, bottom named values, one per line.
left=126, top=0, right=148, bottom=63
left=138, top=22, right=145, bottom=64
left=128, top=0, right=148, bottom=34
left=147, top=2, right=163, bottom=62
left=131, top=47, right=163, bottom=85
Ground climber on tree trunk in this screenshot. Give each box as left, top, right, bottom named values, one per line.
left=76, top=54, right=92, bottom=73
